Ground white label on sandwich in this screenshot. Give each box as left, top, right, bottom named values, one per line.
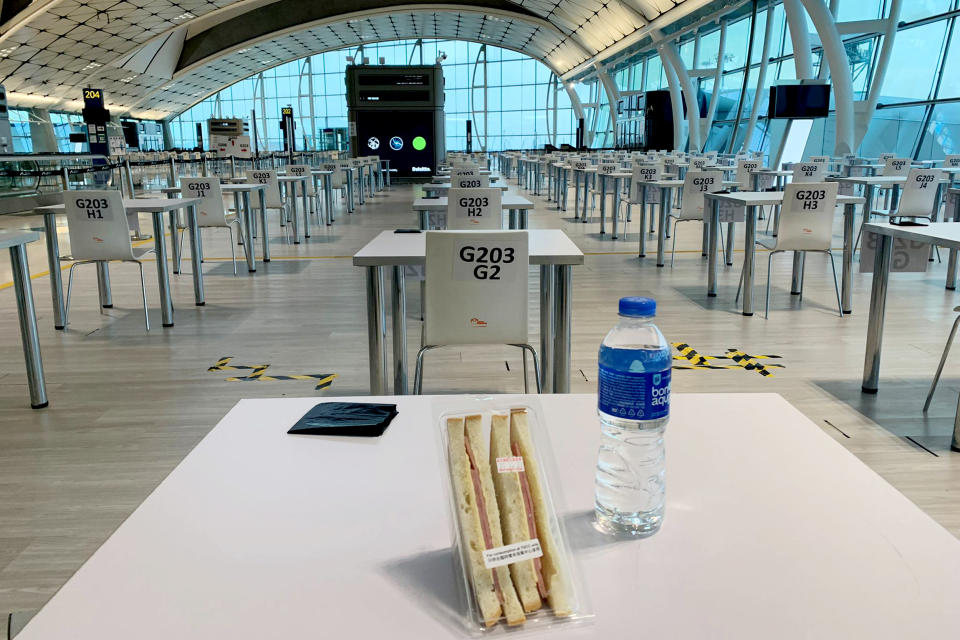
left=483, top=539, right=543, bottom=569
left=496, top=456, right=525, bottom=473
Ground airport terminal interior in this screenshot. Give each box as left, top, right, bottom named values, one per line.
left=2, top=0, right=960, bottom=637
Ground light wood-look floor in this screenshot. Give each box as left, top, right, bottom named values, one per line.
left=1, top=176, right=960, bottom=633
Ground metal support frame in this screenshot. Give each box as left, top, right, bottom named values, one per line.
left=704, top=21, right=727, bottom=135
left=297, top=56, right=317, bottom=151
left=469, top=44, right=489, bottom=152
left=660, top=45, right=687, bottom=150
left=726, top=0, right=759, bottom=154
left=597, top=65, right=620, bottom=148
left=742, top=1, right=776, bottom=151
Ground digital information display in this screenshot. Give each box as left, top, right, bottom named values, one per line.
left=355, top=110, right=436, bottom=178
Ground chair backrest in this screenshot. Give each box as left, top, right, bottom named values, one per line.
left=690, top=157, right=709, bottom=170
left=287, top=165, right=316, bottom=195
left=897, top=168, right=942, bottom=217
left=944, top=154, right=960, bottom=168
left=453, top=173, right=490, bottom=188
left=597, top=162, right=618, bottom=177
left=64, top=190, right=135, bottom=261
left=245, top=169, right=283, bottom=208
left=630, top=163, right=662, bottom=203
left=775, top=182, right=839, bottom=252
left=679, top=170, right=724, bottom=220
left=319, top=161, right=344, bottom=188
left=181, top=176, right=228, bottom=227
left=424, top=230, right=529, bottom=346
left=447, top=188, right=503, bottom=229
left=735, top=159, right=762, bottom=189
left=810, top=155, right=831, bottom=164
left=880, top=157, right=911, bottom=177
left=792, top=161, right=828, bottom=184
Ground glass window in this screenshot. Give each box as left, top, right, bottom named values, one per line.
left=879, top=22, right=947, bottom=102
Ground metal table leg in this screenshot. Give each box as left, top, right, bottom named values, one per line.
left=302, top=178, right=311, bottom=238
left=639, top=188, right=648, bottom=258
left=357, top=169, right=365, bottom=205
left=290, top=182, right=301, bottom=244
left=742, top=205, right=757, bottom=316
left=10, top=243, right=47, bottom=408
left=258, top=189, right=271, bottom=262
left=613, top=178, right=621, bottom=240
left=509, top=209, right=518, bottom=230
left=241, top=191, right=256, bottom=272
left=573, top=173, right=581, bottom=219
left=726, top=222, right=735, bottom=266
left=539, top=265, right=555, bottom=393
left=520, top=209, right=529, bottom=229
left=42, top=212, right=66, bottom=329
left=842, top=202, right=855, bottom=312
left=791, top=252, right=805, bottom=295
left=599, top=175, right=607, bottom=235
left=946, top=195, right=960, bottom=289
left=96, top=263, right=112, bottom=308
left=324, top=175, right=334, bottom=224
left=657, top=187, right=670, bottom=267
left=151, top=211, right=174, bottom=327
left=185, top=204, right=205, bottom=305
left=582, top=173, right=590, bottom=223
left=552, top=264, right=573, bottom=393
left=562, top=170, right=568, bottom=212
left=392, top=265, right=407, bottom=395
left=708, top=199, right=720, bottom=297
left=346, top=170, right=355, bottom=212
left=862, top=234, right=893, bottom=393
left=169, top=209, right=181, bottom=274
left=366, top=266, right=388, bottom=395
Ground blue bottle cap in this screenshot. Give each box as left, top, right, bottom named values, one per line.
left=619, top=296, right=656, bottom=317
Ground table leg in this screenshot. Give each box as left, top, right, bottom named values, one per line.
left=169, top=209, right=181, bottom=274
left=552, top=264, right=572, bottom=393
left=708, top=201, right=720, bottom=297
left=573, top=173, right=580, bottom=219
left=151, top=211, right=174, bottom=327
left=347, top=170, right=355, bottom=212
left=10, top=244, right=47, bottom=409
left=952, top=393, right=960, bottom=452
left=358, top=169, right=365, bottom=205
left=259, top=189, right=271, bottom=262
left=862, top=234, right=892, bottom=393
left=657, top=187, right=669, bottom=267
left=325, top=175, right=334, bottom=224
left=42, top=212, right=66, bottom=329
left=742, top=205, right=757, bottom=316
left=242, top=191, right=256, bottom=272
left=725, top=222, right=735, bottom=266
left=842, top=202, right=855, bottom=312
left=540, top=265, right=555, bottom=393
left=366, top=266, right=388, bottom=395
left=639, top=194, right=647, bottom=258
left=520, top=209, right=529, bottom=229
left=302, top=179, right=311, bottom=238
left=562, top=170, right=568, bottom=211
left=391, top=265, right=407, bottom=395
left=186, top=204, right=205, bottom=305
left=290, top=183, right=301, bottom=244
left=791, top=252, right=805, bottom=295
left=96, top=263, right=112, bottom=308
left=599, top=176, right=607, bottom=235
left=582, top=174, right=590, bottom=223
left=509, top=209, right=518, bottom=230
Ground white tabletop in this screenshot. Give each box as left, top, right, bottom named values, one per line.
left=16, top=393, right=960, bottom=640
left=310, top=170, right=333, bottom=175
left=863, top=221, right=960, bottom=250
left=424, top=183, right=509, bottom=192
left=0, top=229, right=40, bottom=250
left=412, top=194, right=535, bottom=211
left=278, top=175, right=308, bottom=182
left=833, top=175, right=928, bottom=186
left=221, top=183, right=267, bottom=191
left=38, top=197, right=201, bottom=213
left=353, top=229, right=583, bottom=266
left=707, top=191, right=866, bottom=207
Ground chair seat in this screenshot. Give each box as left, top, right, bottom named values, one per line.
left=132, top=246, right=155, bottom=260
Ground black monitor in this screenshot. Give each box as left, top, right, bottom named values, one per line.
left=768, top=84, right=831, bottom=119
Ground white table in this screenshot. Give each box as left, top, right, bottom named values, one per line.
left=37, top=198, right=203, bottom=328
left=353, top=229, right=583, bottom=395
left=278, top=175, right=310, bottom=243
left=422, top=183, right=508, bottom=197
left=412, top=194, right=536, bottom=229
left=703, top=192, right=865, bottom=315
left=0, top=230, right=47, bottom=408
left=17, top=393, right=960, bottom=639
left=310, top=170, right=336, bottom=225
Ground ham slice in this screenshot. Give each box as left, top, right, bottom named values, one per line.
left=465, top=436, right=503, bottom=605
left=513, top=442, right=548, bottom=599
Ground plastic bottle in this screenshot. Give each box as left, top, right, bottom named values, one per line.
left=595, top=296, right=671, bottom=537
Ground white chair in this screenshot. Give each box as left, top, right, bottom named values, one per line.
left=792, top=161, right=828, bottom=183
left=734, top=159, right=762, bottom=190
left=669, top=170, right=725, bottom=267
left=740, top=182, right=842, bottom=319
left=180, top=177, right=245, bottom=275
left=413, top=230, right=540, bottom=394
left=62, top=190, right=154, bottom=330
left=287, top=164, right=320, bottom=223
left=943, top=154, right=960, bottom=169
left=447, top=187, right=503, bottom=230
left=245, top=169, right=287, bottom=226
left=871, top=168, right=943, bottom=220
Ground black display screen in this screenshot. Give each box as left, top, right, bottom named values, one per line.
left=768, top=84, right=831, bottom=119
left=355, top=110, right=435, bottom=178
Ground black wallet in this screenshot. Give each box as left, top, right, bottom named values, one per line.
left=287, top=402, right=399, bottom=437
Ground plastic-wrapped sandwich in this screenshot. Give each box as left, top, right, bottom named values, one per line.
left=447, top=415, right=526, bottom=626
left=489, top=409, right=571, bottom=617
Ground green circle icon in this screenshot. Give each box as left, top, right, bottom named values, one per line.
left=412, top=136, right=427, bottom=151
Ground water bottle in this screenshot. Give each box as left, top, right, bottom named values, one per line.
left=595, top=296, right=671, bottom=537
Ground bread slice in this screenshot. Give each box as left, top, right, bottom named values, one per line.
left=447, top=416, right=501, bottom=626
left=464, top=415, right=526, bottom=626
left=510, top=409, right=573, bottom=617
left=489, top=413, right=543, bottom=612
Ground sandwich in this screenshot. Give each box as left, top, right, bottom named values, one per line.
left=447, top=415, right=526, bottom=627
left=489, top=409, right=572, bottom=617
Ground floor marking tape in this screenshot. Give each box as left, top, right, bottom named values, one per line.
left=209, top=356, right=337, bottom=390
left=671, top=343, right=784, bottom=377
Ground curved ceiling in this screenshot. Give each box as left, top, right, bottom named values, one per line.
left=0, top=0, right=729, bottom=120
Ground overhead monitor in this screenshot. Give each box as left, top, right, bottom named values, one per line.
left=355, top=109, right=436, bottom=178
left=768, top=83, right=831, bottom=119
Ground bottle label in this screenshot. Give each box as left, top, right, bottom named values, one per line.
left=598, top=365, right=671, bottom=420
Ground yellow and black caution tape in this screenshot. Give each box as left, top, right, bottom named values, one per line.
left=671, top=343, right=784, bottom=377
left=209, top=357, right=337, bottom=390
